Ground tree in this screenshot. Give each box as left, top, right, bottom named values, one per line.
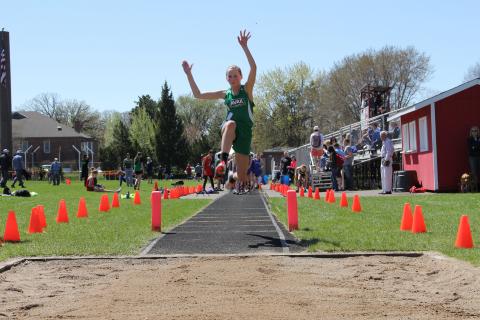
left=129, top=107, right=157, bottom=160
left=253, top=62, right=321, bottom=150
left=327, top=46, right=432, bottom=120
left=22, top=92, right=63, bottom=121
left=464, top=61, right=480, bottom=82
left=100, top=112, right=132, bottom=168
left=132, top=95, right=158, bottom=120
left=156, top=82, right=189, bottom=171
left=176, top=94, right=225, bottom=160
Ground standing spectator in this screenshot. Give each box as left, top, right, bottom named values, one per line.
left=389, top=122, right=401, bottom=139
left=343, top=139, right=355, bottom=191
left=280, top=151, right=292, bottom=185
left=185, top=163, right=192, bottom=179
left=11, top=150, right=25, bottom=188
left=288, top=155, right=297, bottom=183
left=0, top=149, right=11, bottom=188
left=123, top=153, right=134, bottom=187
left=50, top=158, right=62, bottom=186
left=380, top=131, right=394, bottom=195
left=146, top=157, right=154, bottom=184
left=80, top=154, right=90, bottom=186
left=370, top=123, right=382, bottom=150
left=133, top=152, right=144, bottom=190
left=468, top=126, right=480, bottom=188
left=194, top=163, right=202, bottom=181
left=310, top=126, right=324, bottom=171
left=327, top=146, right=339, bottom=191
left=202, top=150, right=215, bottom=191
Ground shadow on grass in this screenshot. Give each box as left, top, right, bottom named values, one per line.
left=298, top=238, right=341, bottom=248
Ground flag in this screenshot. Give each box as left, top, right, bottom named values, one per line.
left=0, top=40, right=7, bottom=88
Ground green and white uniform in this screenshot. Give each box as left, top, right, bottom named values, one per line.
left=223, top=85, right=254, bottom=155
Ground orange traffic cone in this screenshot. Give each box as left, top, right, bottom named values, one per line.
left=307, top=186, right=313, bottom=198
left=340, top=192, right=348, bottom=207
left=77, top=197, right=88, bottom=218
left=325, top=189, right=330, bottom=203
left=99, top=194, right=110, bottom=212
left=134, top=191, right=141, bottom=204
left=411, top=205, right=426, bottom=233
left=455, top=215, right=474, bottom=249
left=153, top=181, right=159, bottom=191
left=65, top=178, right=71, bottom=185
left=299, top=187, right=305, bottom=197
left=352, top=195, right=362, bottom=212
left=400, top=203, right=413, bottom=231
left=329, top=190, right=336, bottom=203
left=28, top=207, right=43, bottom=234
left=56, top=199, right=69, bottom=223
left=314, top=187, right=320, bottom=200
left=36, top=205, right=47, bottom=229
left=3, top=211, right=20, bottom=242
left=164, top=188, right=169, bottom=199
left=112, top=192, right=120, bottom=208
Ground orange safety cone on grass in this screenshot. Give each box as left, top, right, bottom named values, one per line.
left=153, top=181, right=159, bottom=191
left=411, top=205, right=426, bottom=233
left=99, top=194, right=110, bottom=212
left=307, top=186, right=313, bottom=198
left=28, top=207, right=43, bottom=234
left=340, top=192, right=348, bottom=207
left=3, top=211, right=20, bottom=242
left=36, top=205, right=47, bottom=228
left=352, top=195, right=362, bottom=212
left=314, top=187, right=320, bottom=200
left=325, top=189, right=330, bottom=203
left=77, top=197, right=88, bottom=218
left=164, top=188, right=169, bottom=200
left=56, top=199, right=69, bottom=223
left=329, top=190, right=336, bottom=203
left=299, top=187, right=305, bottom=197
left=400, top=203, right=413, bottom=231
left=112, top=192, right=120, bottom=208
left=455, top=215, right=474, bottom=249
left=134, top=191, right=141, bottom=204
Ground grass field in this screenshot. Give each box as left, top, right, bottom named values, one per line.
left=269, top=192, right=480, bottom=265
left=0, top=178, right=209, bottom=262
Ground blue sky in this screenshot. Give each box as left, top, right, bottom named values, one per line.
left=2, top=0, right=479, bottom=112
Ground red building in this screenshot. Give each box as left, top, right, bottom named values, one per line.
left=388, top=78, right=480, bottom=191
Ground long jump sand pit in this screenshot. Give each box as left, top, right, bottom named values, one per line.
left=2, top=254, right=480, bottom=319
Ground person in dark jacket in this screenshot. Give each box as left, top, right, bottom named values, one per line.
left=468, top=126, right=480, bottom=187
left=80, top=154, right=90, bottom=186
left=328, top=146, right=339, bottom=191
left=0, top=149, right=11, bottom=188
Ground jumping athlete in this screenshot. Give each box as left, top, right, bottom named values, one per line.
left=182, top=30, right=256, bottom=189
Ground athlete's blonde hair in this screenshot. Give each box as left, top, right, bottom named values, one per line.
left=226, top=65, right=242, bottom=76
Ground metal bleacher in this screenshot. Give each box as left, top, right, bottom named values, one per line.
left=287, top=110, right=403, bottom=191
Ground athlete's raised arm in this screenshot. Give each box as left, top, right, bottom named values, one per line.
left=182, top=61, right=225, bottom=100
left=237, top=30, right=256, bottom=100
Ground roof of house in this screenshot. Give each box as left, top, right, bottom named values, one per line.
left=388, top=78, right=480, bottom=121
left=12, top=111, right=92, bottom=139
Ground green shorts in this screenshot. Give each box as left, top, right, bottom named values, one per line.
left=232, top=123, right=252, bottom=156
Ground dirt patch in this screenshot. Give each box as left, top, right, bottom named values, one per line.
left=1, top=255, right=480, bottom=319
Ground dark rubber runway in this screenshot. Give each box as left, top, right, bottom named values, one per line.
left=147, top=190, right=302, bottom=254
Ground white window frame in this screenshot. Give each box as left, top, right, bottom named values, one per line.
left=43, top=140, right=51, bottom=154
left=418, top=116, right=429, bottom=152
left=402, top=123, right=410, bottom=152
left=408, top=121, right=417, bottom=152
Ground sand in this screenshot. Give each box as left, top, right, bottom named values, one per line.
left=1, top=254, right=480, bottom=319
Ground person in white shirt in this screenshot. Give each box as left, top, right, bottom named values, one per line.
left=310, top=126, right=324, bottom=172
left=380, top=131, right=394, bottom=194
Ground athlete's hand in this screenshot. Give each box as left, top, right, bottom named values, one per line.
left=182, top=60, right=193, bottom=74
left=237, top=29, right=251, bottom=48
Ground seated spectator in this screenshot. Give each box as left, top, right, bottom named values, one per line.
left=86, top=170, right=121, bottom=193
left=389, top=122, right=401, bottom=139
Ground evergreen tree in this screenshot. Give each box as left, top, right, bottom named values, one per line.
left=129, top=107, right=157, bottom=161
left=156, top=82, right=189, bottom=171
left=132, top=95, right=158, bottom=120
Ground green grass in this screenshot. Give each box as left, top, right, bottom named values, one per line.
left=0, top=178, right=209, bottom=262
left=269, top=193, right=480, bottom=265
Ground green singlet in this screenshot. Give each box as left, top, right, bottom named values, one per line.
left=223, top=85, right=254, bottom=155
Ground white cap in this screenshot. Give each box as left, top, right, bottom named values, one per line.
left=16, top=150, right=22, bottom=154
left=2, top=149, right=8, bottom=153
left=313, top=126, right=319, bottom=131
